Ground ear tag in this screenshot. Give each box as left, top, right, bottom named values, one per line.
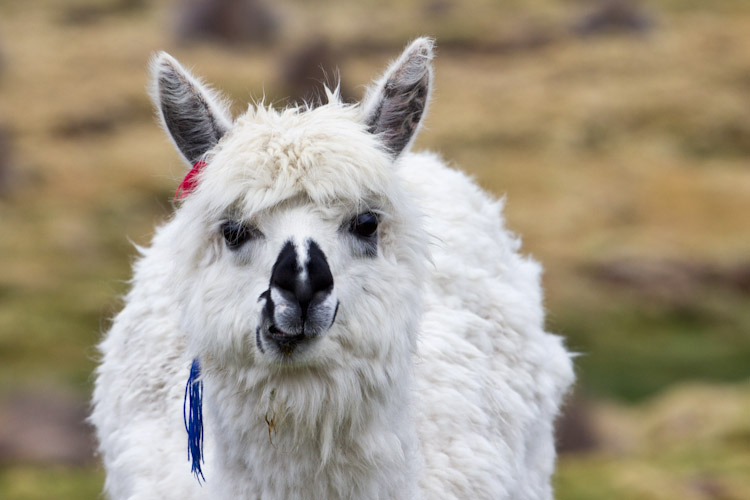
left=184, top=358, right=205, bottom=483
left=175, top=160, right=207, bottom=200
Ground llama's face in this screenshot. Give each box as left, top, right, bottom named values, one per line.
left=174, top=107, right=425, bottom=369
left=151, top=39, right=433, bottom=371
left=178, top=113, right=422, bottom=370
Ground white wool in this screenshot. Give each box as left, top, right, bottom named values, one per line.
left=91, top=41, right=574, bottom=500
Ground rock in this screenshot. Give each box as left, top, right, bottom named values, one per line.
left=280, top=38, right=355, bottom=105
left=573, top=0, right=654, bottom=37
left=0, top=389, right=95, bottom=465
left=584, top=258, right=750, bottom=304
left=0, top=125, right=12, bottom=196
left=61, top=0, right=146, bottom=26
left=556, top=394, right=600, bottom=454
left=175, top=0, right=278, bottom=46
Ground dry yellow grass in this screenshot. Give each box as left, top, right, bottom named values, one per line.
left=1, top=0, right=749, bottom=498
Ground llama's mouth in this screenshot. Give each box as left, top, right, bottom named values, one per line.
left=256, top=321, right=311, bottom=359
left=267, top=324, right=306, bottom=357
left=257, top=284, right=338, bottom=361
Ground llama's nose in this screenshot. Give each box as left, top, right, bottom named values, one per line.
left=268, top=239, right=334, bottom=335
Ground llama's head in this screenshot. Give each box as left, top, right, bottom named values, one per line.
left=152, top=39, right=434, bottom=375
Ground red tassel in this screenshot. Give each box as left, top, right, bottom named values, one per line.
left=175, top=160, right=207, bottom=201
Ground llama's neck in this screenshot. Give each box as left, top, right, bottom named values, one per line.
left=203, top=355, right=421, bottom=500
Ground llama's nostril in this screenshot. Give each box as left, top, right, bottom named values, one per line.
left=306, top=240, right=334, bottom=296
left=270, top=241, right=298, bottom=295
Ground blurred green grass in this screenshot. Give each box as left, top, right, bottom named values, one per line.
left=552, top=275, right=750, bottom=401
left=0, top=466, right=104, bottom=500
left=0, top=0, right=749, bottom=498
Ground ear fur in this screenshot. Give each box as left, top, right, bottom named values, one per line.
left=149, top=52, right=233, bottom=165
left=362, top=37, right=434, bottom=158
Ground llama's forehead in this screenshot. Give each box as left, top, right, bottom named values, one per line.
left=195, top=103, right=395, bottom=216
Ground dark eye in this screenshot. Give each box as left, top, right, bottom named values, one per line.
left=349, top=212, right=379, bottom=238
left=221, top=221, right=259, bottom=250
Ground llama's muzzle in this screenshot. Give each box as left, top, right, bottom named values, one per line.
left=258, top=239, right=337, bottom=357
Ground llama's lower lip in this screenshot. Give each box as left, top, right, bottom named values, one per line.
left=266, top=324, right=306, bottom=357
left=268, top=324, right=299, bottom=339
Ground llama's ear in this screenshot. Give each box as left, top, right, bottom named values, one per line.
left=362, top=37, right=434, bottom=158
left=150, top=52, right=233, bottom=165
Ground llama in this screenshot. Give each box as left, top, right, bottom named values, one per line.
left=91, top=38, right=574, bottom=500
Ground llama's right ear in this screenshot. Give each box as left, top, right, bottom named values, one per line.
left=150, top=52, right=233, bottom=165
left=362, top=37, right=434, bottom=158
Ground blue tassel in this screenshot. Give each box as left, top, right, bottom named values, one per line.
left=184, top=358, right=205, bottom=483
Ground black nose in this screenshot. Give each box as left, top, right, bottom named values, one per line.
left=270, top=240, right=334, bottom=324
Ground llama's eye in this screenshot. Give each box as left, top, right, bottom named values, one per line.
left=221, top=221, right=259, bottom=250
left=349, top=212, right=379, bottom=238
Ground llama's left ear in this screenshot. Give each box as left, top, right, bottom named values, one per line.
left=362, top=37, right=434, bottom=158
left=150, top=52, right=233, bottom=165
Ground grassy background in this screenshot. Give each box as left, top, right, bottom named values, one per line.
left=0, top=0, right=748, bottom=498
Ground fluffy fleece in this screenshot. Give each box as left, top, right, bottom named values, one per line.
left=91, top=38, right=574, bottom=500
